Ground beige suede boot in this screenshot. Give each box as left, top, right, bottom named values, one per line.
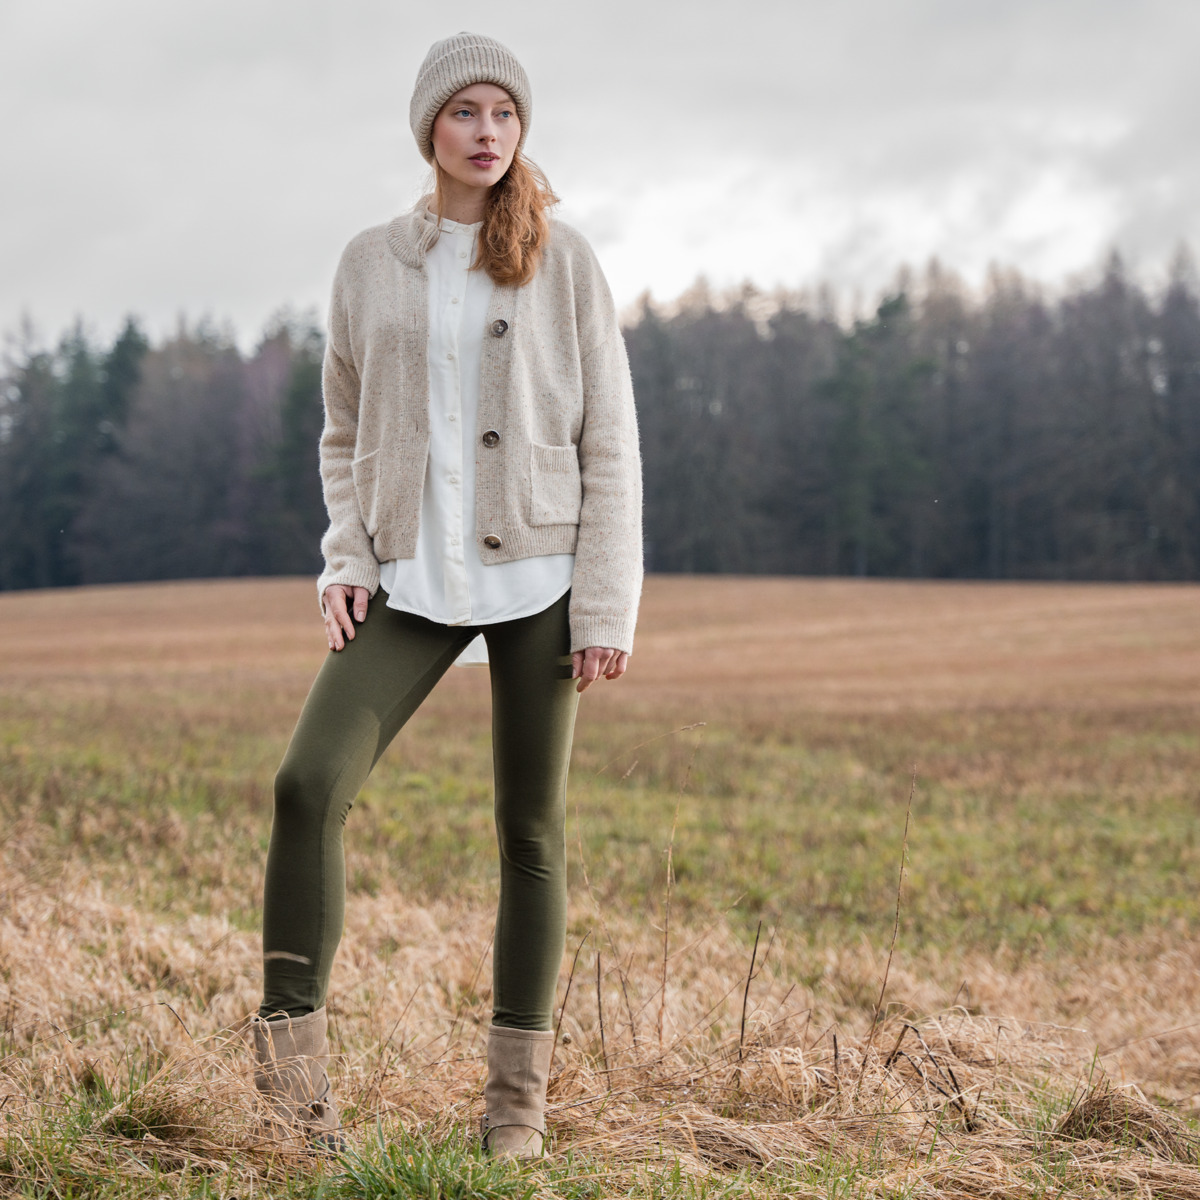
left=251, top=1007, right=344, bottom=1153
left=479, top=1025, right=555, bottom=1160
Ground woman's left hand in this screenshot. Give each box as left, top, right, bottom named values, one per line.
left=572, top=647, right=629, bottom=693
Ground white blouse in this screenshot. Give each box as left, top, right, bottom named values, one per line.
left=378, top=211, right=575, bottom=665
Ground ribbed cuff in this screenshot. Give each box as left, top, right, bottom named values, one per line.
left=316, top=561, right=381, bottom=617
left=569, top=615, right=635, bottom=656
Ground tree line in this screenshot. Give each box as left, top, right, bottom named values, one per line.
left=0, top=314, right=326, bottom=590
left=628, top=252, right=1200, bottom=579
left=2, top=252, right=1198, bottom=593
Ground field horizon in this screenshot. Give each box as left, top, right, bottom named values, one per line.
left=3, top=575, right=1200, bottom=1198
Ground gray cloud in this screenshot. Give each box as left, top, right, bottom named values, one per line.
left=0, top=0, right=1194, bottom=343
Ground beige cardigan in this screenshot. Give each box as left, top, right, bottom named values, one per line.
left=316, top=202, right=644, bottom=654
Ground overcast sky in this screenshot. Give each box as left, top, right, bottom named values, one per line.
left=1, top=0, right=1195, bottom=347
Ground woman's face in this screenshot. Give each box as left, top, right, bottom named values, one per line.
left=431, top=83, right=521, bottom=196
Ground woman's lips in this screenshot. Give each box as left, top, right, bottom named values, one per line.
left=470, top=154, right=498, bottom=164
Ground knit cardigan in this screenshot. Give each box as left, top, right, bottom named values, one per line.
left=316, top=202, right=644, bottom=655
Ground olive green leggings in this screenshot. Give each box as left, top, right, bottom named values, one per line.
left=260, top=589, right=579, bottom=1030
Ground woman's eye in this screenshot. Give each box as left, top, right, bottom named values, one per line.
left=455, top=109, right=473, bottom=118
left=497, top=109, right=513, bottom=119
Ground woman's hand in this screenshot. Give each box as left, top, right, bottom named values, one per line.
left=571, top=647, right=629, bottom=693
left=324, top=585, right=370, bottom=651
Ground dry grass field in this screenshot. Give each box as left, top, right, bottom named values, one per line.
left=2, top=576, right=1200, bottom=1198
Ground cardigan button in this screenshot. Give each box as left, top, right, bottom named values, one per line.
left=483, top=534, right=503, bottom=549
left=490, top=319, right=509, bottom=337
left=481, top=429, right=500, bottom=448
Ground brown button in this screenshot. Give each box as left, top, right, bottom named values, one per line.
left=490, top=319, right=508, bottom=337
left=481, top=429, right=500, bottom=448
left=483, top=534, right=502, bottom=549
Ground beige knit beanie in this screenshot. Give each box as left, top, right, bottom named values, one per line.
left=409, top=32, right=531, bottom=164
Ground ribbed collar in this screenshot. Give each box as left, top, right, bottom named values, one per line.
left=385, top=198, right=439, bottom=268
left=386, top=197, right=483, bottom=266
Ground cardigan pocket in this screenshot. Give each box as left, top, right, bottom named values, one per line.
left=351, top=447, right=383, bottom=537
left=529, top=442, right=582, bottom=526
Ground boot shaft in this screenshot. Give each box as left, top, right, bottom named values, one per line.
left=251, top=1007, right=341, bottom=1146
left=482, top=1024, right=555, bottom=1137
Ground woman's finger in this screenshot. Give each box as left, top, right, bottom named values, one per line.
left=324, top=586, right=353, bottom=651
left=605, top=651, right=629, bottom=680
left=352, top=586, right=369, bottom=622
left=575, top=648, right=600, bottom=693
left=325, top=609, right=344, bottom=651
left=576, top=647, right=620, bottom=693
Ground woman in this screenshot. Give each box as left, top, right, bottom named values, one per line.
left=249, top=32, right=642, bottom=1160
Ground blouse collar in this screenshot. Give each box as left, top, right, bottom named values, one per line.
left=386, top=197, right=481, bottom=266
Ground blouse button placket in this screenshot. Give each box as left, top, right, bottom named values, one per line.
left=440, top=230, right=471, bottom=622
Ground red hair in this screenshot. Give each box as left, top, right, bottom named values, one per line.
left=434, top=152, right=559, bottom=288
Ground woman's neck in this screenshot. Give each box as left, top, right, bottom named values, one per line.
left=436, top=177, right=490, bottom=225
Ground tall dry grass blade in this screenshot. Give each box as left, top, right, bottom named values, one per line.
left=659, top=792, right=681, bottom=1056
left=738, top=921, right=763, bottom=1066
left=884, top=1022, right=909, bottom=1069
left=443, top=929, right=491, bottom=1049
left=593, top=722, right=706, bottom=776
left=855, top=769, right=915, bottom=1100
left=575, top=801, right=638, bottom=1055
left=596, top=950, right=608, bottom=1072
left=551, top=932, right=590, bottom=1076
left=658, top=730, right=702, bottom=1057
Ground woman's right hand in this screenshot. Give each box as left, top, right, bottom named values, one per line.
left=324, top=585, right=370, bottom=651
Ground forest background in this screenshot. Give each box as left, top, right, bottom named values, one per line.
left=3, top=250, right=1200, bottom=593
